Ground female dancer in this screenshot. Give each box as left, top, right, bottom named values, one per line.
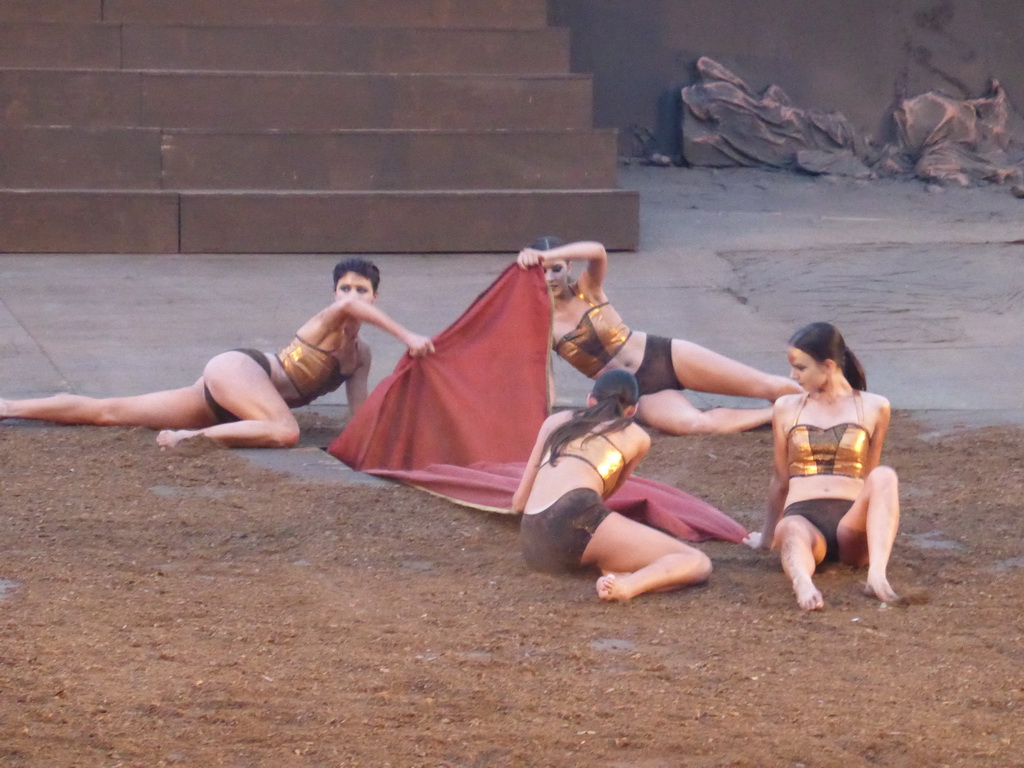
left=516, top=238, right=800, bottom=434
left=513, top=369, right=712, bottom=601
left=744, top=322, right=900, bottom=611
left=0, top=258, right=434, bottom=449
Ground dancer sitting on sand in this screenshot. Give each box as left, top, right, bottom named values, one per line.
left=516, top=238, right=800, bottom=434
left=744, top=322, right=900, bottom=611
left=0, top=258, right=434, bottom=449
left=513, top=368, right=712, bottom=601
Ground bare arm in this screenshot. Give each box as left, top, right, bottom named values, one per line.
left=343, top=341, right=371, bottom=416
left=546, top=358, right=556, bottom=409
left=862, top=394, right=891, bottom=473
left=747, top=400, right=792, bottom=550
left=512, top=411, right=572, bottom=513
left=517, top=240, right=609, bottom=298
left=318, top=296, right=434, bottom=357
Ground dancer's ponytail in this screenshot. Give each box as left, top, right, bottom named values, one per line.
left=842, top=348, right=867, bottom=391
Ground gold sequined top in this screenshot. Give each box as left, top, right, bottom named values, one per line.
left=787, top=393, right=870, bottom=479
left=276, top=335, right=347, bottom=407
left=554, top=287, right=632, bottom=378
left=544, top=433, right=626, bottom=497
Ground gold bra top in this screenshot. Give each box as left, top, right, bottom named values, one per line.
left=543, top=433, right=626, bottom=497
left=276, top=335, right=348, bottom=407
left=787, top=393, right=871, bottom=479
left=553, top=286, right=632, bottom=378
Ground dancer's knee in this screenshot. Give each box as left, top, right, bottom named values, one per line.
left=93, top=400, right=128, bottom=426
left=773, top=516, right=799, bottom=545
left=775, top=516, right=817, bottom=549
left=868, top=465, right=899, bottom=493
left=637, top=396, right=689, bottom=435
left=647, top=410, right=718, bottom=435
left=671, top=414, right=713, bottom=435
left=266, top=421, right=301, bottom=448
left=685, top=550, right=713, bottom=583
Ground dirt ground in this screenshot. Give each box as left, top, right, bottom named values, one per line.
left=1, top=409, right=1022, bottom=768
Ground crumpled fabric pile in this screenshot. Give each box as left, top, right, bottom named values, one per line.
left=679, top=56, right=1022, bottom=185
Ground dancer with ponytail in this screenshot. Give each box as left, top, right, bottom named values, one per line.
left=744, top=322, right=901, bottom=611
left=513, top=369, right=712, bottom=601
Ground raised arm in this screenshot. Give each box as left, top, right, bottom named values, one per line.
left=517, top=240, right=609, bottom=298
left=318, top=296, right=434, bottom=357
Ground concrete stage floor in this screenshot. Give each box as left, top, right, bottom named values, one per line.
left=3, top=165, right=1024, bottom=477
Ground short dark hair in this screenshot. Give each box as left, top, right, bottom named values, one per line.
left=333, top=258, right=380, bottom=292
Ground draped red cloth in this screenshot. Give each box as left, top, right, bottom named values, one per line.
left=328, top=264, right=746, bottom=543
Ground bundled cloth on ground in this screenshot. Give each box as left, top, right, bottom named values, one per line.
left=892, top=81, right=1021, bottom=186
left=328, top=264, right=746, bottom=544
left=680, top=57, right=875, bottom=178
left=679, top=56, right=1022, bottom=185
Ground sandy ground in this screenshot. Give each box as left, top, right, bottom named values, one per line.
left=3, top=165, right=1024, bottom=765
left=1, top=407, right=1023, bottom=767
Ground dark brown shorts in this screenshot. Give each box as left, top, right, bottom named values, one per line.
left=520, top=488, right=613, bottom=573
left=203, top=348, right=273, bottom=424
left=783, top=497, right=854, bottom=562
left=633, top=334, right=682, bottom=396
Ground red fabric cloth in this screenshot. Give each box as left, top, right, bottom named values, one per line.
left=328, top=264, right=747, bottom=543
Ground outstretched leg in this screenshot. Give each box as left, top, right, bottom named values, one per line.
left=637, top=389, right=773, bottom=434
left=581, top=512, right=712, bottom=601
left=670, top=338, right=800, bottom=401
left=837, top=466, right=901, bottom=603
left=773, top=515, right=828, bottom=611
left=157, top=351, right=299, bottom=449
left=1, top=385, right=212, bottom=430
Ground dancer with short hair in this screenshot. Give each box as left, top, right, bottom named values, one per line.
left=1, top=258, right=434, bottom=448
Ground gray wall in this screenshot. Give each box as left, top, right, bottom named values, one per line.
left=549, top=0, right=1024, bottom=153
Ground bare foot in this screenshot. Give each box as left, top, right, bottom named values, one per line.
left=596, top=573, right=635, bottom=602
left=863, top=574, right=899, bottom=604
left=792, top=575, right=824, bottom=611
left=156, top=429, right=196, bottom=448
left=772, top=377, right=803, bottom=401
left=0, top=397, right=9, bottom=419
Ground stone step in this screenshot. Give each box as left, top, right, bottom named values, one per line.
left=0, top=22, right=119, bottom=69
left=0, top=127, right=620, bottom=191
left=0, top=0, right=549, bottom=28
left=0, top=22, right=570, bottom=74
left=0, top=190, right=640, bottom=254
left=0, top=0, right=100, bottom=23
left=0, top=127, right=159, bottom=189
left=0, top=0, right=639, bottom=256
left=105, top=0, right=550, bottom=29
left=0, top=70, right=593, bottom=130
left=0, top=190, right=178, bottom=253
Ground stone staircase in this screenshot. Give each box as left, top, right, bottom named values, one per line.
left=0, top=0, right=638, bottom=253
